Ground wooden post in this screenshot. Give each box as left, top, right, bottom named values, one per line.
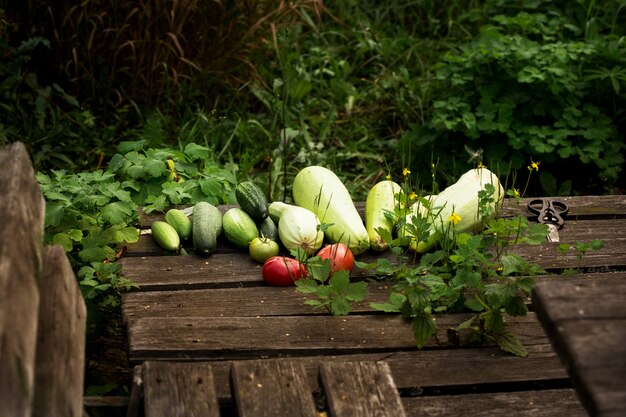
left=33, top=245, right=87, bottom=417
left=0, top=142, right=45, bottom=417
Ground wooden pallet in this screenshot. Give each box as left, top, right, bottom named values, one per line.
left=121, top=195, right=626, bottom=416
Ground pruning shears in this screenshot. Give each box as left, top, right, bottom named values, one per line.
left=527, top=198, right=569, bottom=242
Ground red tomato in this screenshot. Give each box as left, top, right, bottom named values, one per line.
left=316, top=243, right=355, bottom=273
left=261, top=256, right=307, bottom=286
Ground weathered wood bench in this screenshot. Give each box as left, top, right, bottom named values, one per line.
left=121, top=189, right=626, bottom=415
left=0, top=142, right=86, bottom=417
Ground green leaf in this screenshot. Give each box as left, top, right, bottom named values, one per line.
left=329, top=271, right=350, bottom=293
left=370, top=292, right=405, bottom=313
left=45, top=203, right=65, bottom=227
left=330, top=297, right=351, bottom=316
left=412, top=314, right=437, bottom=348
left=494, top=331, right=528, bottom=357
left=504, top=296, right=528, bottom=316
left=100, top=201, right=135, bottom=225
left=345, top=281, right=368, bottom=302
left=465, top=297, right=485, bottom=312
left=295, top=278, right=319, bottom=295
left=52, top=232, right=73, bottom=252
left=115, top=227, right=139, bottom=243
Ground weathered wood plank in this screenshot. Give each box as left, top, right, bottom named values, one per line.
left=230, top=360, right=317, bottom=417
left=121, top=272, right=626, bottom=324
left=32, top=245, right=86, bottom=417
left=533, top=277, right=626, bottom=417
left=320, top=361, right=406, bottom=417
left=142, top=361, right=220, bottom=417
left=0, top=141, right=45, bottom=417
left=402, top=388, right=587, bottom=417
left=127, top=313, right=550, bottom=362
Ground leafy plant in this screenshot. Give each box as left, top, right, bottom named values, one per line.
left=558, top=239, right=605, bottom=274
left=368, top=174, right=549, bottom=356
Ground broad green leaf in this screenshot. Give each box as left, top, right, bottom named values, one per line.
left=100, top=201, right=135, bottom=225
left=330, top=297, right=351, bottom=316
left=345, top=281, right=368, bottom=302
left=465, top=297, right=485, bottom=312
left=52, top=232, right=73, bottom=252
left=295, top=278, right=319, bottom=294
left=115, top=227, right=139, bottom=243
left=45, top=202, right=65, bottom=227
left=494, top=331, right=528, bottom=357
left=329, top=271, right=350, bottom=293
left=412, top=314, right=437, bottom=348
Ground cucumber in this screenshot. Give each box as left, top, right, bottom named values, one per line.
left=165, top=208, right=192, bottom=240
left=235, top=181, right=269, bottom=221
left=151, top=221, right=180, bottom=252
left=257, top=216, right=278, bottom=241
left=365, top=180, right=402, bottom=252
left=192, top=202, right=222, bottom=255
left=292, top=166, right=370, bottom=255
left=222, top=207, right=259, bottom=248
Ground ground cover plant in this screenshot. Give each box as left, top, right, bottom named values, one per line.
left=0, top=0, right=624, bottom=395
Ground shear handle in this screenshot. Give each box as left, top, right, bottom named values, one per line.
left=527, top=198, right=568, bottom=228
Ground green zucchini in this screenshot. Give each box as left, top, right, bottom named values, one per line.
left=151, top=221, right=180, bottom=252
left=292, top=166, right=369, bottom=255
left=222, top=207, right=259, bottom=248
left=365, top=180, right=402, bottom=252
left=258, top=216, right=279, bottom=241
left=235, top=181, right=269, bottom=221
left=192, top=202, right=222, bottom=255
left=165, top=208, right=192, bottom=241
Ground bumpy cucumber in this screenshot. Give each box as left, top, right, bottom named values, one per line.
left=165, top=208, right=192, bottom=240
left=365, top=180, right=402, bottom=252
left=192, top=202, right=222, bottom=255
left=222, top=207, right=259, bottom=248
left=151, top=221, right=181, bottom=252
left=235, top=181, right=269, bottom=221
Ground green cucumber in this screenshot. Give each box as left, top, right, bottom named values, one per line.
left=151, top=221, right=181, bottom=252
left=165, top=208, right=192, bottom=240
left=257, top=216, right=278, bottom=241
left=192, top=202, right=222, bottom=255
left=222, top=207, right=259, bottom=248
left=235, top=181, right=269, bottom=221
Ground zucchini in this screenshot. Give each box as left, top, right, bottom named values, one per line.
left=235, top=181, right=269, bottom=221
left=192, top=202, right=222, bottom=255
left=365, top=180, right=402, bottom=252
left=222, top=207, right=259, bottom=248
left=165, top=208, right=192, bottom=241
left=151, top=221, right=180, bottom=252
left=258, top=216, right=279, bottom=241
left=292, top=166, right=369, bottom=255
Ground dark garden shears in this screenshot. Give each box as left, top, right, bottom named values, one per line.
left=527, top=199, right=569, bottom=242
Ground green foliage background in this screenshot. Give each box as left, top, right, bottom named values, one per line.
left=1, top=0, right=624, bottom=196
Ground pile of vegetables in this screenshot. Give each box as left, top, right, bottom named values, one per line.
left=151, top=164, right=504, bottom=286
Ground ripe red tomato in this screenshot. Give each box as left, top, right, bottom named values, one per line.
left=316, top=243, right=354, bottom=273
left=261, top=256, right=307, bottom=286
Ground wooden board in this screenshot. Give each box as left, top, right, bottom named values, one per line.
left=319, top=361, right=406, bottom=417
left=142, top=361, right=221, bottom=417
left=533, top=276, right=626, bottom=417
left=33, top=245, right=86, bottom=417
left=0, top=141, right=45, bottom=417
left=230, top=360, right=317, bottom=417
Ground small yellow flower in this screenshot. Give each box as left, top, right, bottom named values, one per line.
left=448, top=212, right=462, bottom=225
left=402, top=167, right=411, bottom=176
left=477, top=162, right=486, bottom=169
left=513, top=188, right=520, bottom=197
left=409, top=192, right=417, bottom=200
left=385, top=174, right=392, bottom=181
left=528, top=160, right=540, bottom=171
left=497, top=266, right=504, bottom=272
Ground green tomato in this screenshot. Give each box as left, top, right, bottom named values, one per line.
left=249, top=237, right=280, bottom=263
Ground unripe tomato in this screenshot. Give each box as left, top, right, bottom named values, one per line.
left=316, top=243, right=354, bottom=273
left=249, top=237, right=280, bottom=263
left=261, top=256, right=307, bottom=286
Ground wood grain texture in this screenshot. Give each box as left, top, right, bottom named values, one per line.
left=320, top=361, right=406, bottom=417
left=32, top=245, right=86, bottom=417
left=403, top=389, right=587, bottom=417
left=533, top=277, right=626, bottom=417
left=142, top=361, right=220, bottom=417
left=0, top=141, right=45, bottom=417
left=230, top=360, right=317, bottom=417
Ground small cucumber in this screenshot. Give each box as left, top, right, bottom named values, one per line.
left=192, top=202, right=222, bottom=255
left=165, top=208, right=192, bottom=240
left=257, top=216, right=279, bottom=241
left=222, top=207, right=259, bottom=248
left=235, top=181, right=269, bottom=221
left=151, top=221, right=181, bottom=252
left=365, top=180, right=402, bottom=252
